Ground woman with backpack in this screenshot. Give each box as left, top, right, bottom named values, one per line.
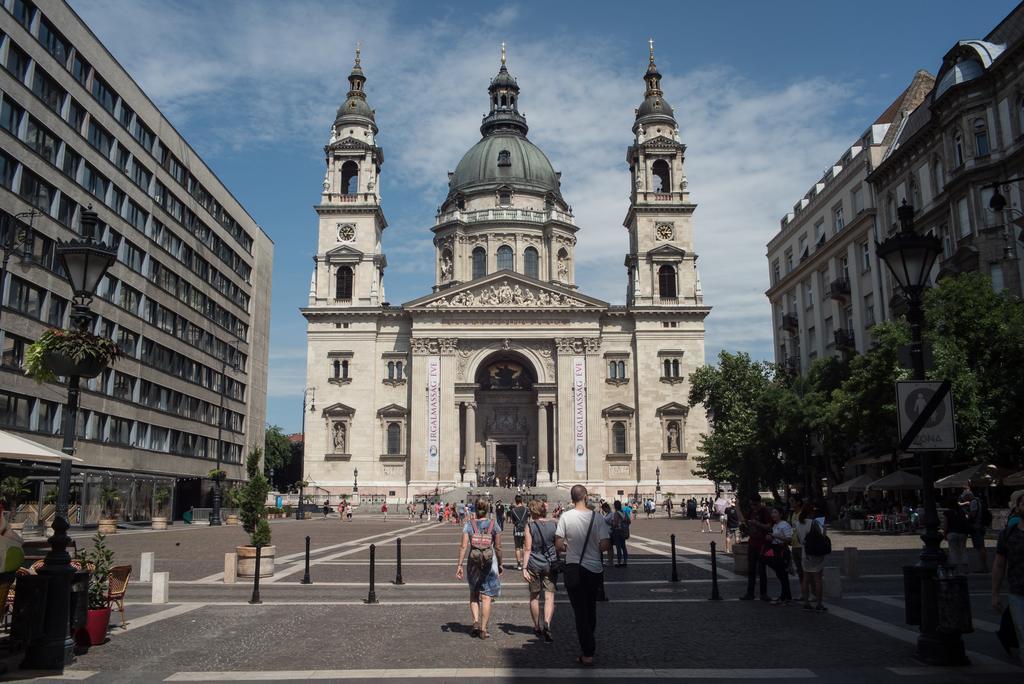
left=522, top=499, right=558, bottom=642
left=794, top=501, right=828, bottom=612
left=455, top=498, right=503, bottom=640
left=610, top=500, right=630, bottom=567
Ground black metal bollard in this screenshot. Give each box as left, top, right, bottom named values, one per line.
left=393, top=537, right=405, bottom=585
left=709, top=541, right=722, bottom=600
left=249, top=545, right=263, bottom=604
left=301, top=536, right=312, bottom=584
left=365, top=543, right=379, bottom=604
left=670, top=533, right=680, bottom=583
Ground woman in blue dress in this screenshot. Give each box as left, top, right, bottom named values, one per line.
left=456, top=497, right=503, bottom=639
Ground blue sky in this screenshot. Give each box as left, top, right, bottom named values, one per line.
left=71, top=0, right=1018, bottom=434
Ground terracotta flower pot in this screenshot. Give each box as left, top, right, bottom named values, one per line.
left=226, top=514, right=239, bottom=526
left=236, top=545, right=275, bottom=577
left=43, top=351, right=106, bottom=379
left=151, top=516, right=168, bottom=530
left=85, top=607, right=111, bottom=646
left=98, top=518, right=118, bottom=534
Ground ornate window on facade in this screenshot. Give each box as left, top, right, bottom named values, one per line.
left=497, top=245, right=513, bottom=271
left=601, top=404, right=635, bottom=458
left=658, top=265, right=677, bottom=299
left=612, top=422, right=627, bottom=454
left=382, top=353, right=407, bottom=386
left=322, top=402, right=356, bottom=458
left=472, top=247, right=486, bottom=279
left=386, top=422, right=402, bottom=454
left=335, top=266, right=353, bottom=301
left=329, top=352, right=353, bottom=385
left=656, top=403, right=689, bottom=458
left=659, top=350, right=684, bottom=383
left=340, top=160, right=358, bottom=194
left=952, top=128, right=964, bottom=167
left=605, top=352, right=629, bottom=385
left=974, top=118, right=989, bottom=156
left=651, top=159, right=670, bottom=192
left=523, top=246, right=539, bottom=279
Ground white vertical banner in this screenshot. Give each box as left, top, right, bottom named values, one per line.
left=572, top=356, right=587, bottom=472
left=426, top=356, right=441, bottom=473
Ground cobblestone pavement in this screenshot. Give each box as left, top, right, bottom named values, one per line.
left=7, top=513, right=1019, bottom=682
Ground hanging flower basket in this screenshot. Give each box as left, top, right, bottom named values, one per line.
left=208, top=469, right=228, bottom=482
left=23, top=329, right=121, bottom=383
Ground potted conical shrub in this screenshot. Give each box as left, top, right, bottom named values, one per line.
left=152, top=485, right=171, bottom=530
left=97, top=485, right=120, bottom=534
left=0, top=477, right=30, bottom=532
left=82, top=532, right=113, bottom=647
left=236, top=448, right=273, bottom=577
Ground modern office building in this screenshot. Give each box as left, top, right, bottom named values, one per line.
left=302, top=46, right=713, bottom=502
left=765, top=72, right=933, bottom=372
left=0, top=0, right=272, bottom=522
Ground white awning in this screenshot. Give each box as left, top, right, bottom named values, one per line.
left=0, top=430, right=83, bottom=464
left=866, top=470, right=923, bottom=491
left=832, top=474, right=874, bottom=493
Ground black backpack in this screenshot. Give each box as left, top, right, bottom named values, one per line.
left=803, top=521, right=832, bottom=557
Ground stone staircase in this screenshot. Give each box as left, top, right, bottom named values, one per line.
left=441, top=485, right=569, bottom=506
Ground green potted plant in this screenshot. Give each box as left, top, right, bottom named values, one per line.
left=208, top=468, right=227, bottom=482
left=82, top=532, right=113, bottom=646
left=23, top=328, right=121, bottom=383
left=224, top=487, right=241, bottom=525
left=98, top=484, right=120, bottom=534
left=236, top=448, right=273, bottom=577
left=152, top=485, right=172, bottom=530
left=0, top=476, right=30, bottom=532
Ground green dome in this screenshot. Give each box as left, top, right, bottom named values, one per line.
left=449, top=133, right=561, bottom=197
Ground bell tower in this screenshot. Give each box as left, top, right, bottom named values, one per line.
left=623, top=41, right=702, bottom=307
left=312, top=46, right=388, bottom=308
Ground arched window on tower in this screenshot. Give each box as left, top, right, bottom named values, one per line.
left=663, top=359, right=672, bottom=378
left=472, top=247, right=486, bottom=279
left=387, top=422, right=402, bottom=455
left=341, top=360, right=349, bottom=379
left=608, top=361, right=618, bottom=379
left=335, top=266, right=353, bottom=301
left=333, top=359, right=341, bottom=378
left=497, top=245, right=513, bottom=271
left=612, top=421, right=627, bottom=454
left=500, top=94, right=508, bottom=107
left=652, top=159, right=671, bottom=193
left=395, top=361, right=403, bottom=378
left=617, top=360, right=625, bottom=379
left=523, top=247, right=539, bottom=279
left=387, top=361, right=395, bottom=380
left=340, top=161, right=359, bottom=195
left=974, top=118, right=989, bottom=156
left=658, top=265, right=677, bottom=299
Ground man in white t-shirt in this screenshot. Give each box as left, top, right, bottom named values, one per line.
left=714, top=493, right=729, bottom=532
left=555, top=484, right=610, bottom=666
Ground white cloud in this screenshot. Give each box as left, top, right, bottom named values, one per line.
left=72, top=0, right=863, bottom=380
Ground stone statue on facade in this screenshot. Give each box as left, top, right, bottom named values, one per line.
left=333, top=421, right=347, bottom=453
left=668, top=423, right=680, bottom=453
left=557, top=255, right=569, bottom=282
left=440, top=254, right=453, bottom=280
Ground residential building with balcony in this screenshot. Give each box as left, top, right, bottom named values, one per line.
left=0, top=0, right=273, bottom=519
left=868, top=4, right=1024, bottom=300
left=765, top=71, right=934, bottom=373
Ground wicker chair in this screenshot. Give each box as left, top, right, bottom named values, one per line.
left=106, top=565, right=131, bottom=627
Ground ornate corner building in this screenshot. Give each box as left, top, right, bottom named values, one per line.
left=302, top=46, right=712, bottom=500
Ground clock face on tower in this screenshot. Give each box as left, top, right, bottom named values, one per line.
left=337, top=224, right=356, bottom=242
left=656, top=224, right=674, bottom=241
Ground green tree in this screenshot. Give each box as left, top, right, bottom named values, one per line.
left=238, top=447, right=271, bottom=546
left=923, top=272, right=1024, bottom=467
left=263, top=425, right=293, bottom=477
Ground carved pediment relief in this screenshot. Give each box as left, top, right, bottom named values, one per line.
left=324, top=245, right=364, bottom=262
left=377, top=404, right=408, bottom=417
left=409, top=276, right=604, bottom=310
left=601, top=403, right=635, bottom=417
left=656, top=402, right=689, bottom=417
left=322, top=402, right=356, bottom=417
left=642, top=135, right=681, bottom=149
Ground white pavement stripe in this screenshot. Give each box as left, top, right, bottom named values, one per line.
left=35, top=671, right=98, bottom=680
left=859, top=595, right=999, bottom=632
left=165, top=667, right=816, bottom=680
left=826, top=604, right=1003, bottom=666
left=887, top=665, right=1024, bottom=675
left=629, top=534, right=739, bottom=580
left=150, top=597, right=737, bottom=607
left=191, top=522, right=436, bottom=583
left=111, top=603, right=203, bottom=634
left=267, top=523, right=437, bottom=583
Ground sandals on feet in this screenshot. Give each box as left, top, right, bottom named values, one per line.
left=470, top=622, right=480, bottom=637
left=576, top=656, right=594, bottom=666
left=479, top=630, right=490, bottom=640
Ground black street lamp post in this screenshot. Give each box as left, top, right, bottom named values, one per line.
left=26, top=208, right=116, bottom=669
left=655, top=466, right=661, bottom=499
left=876, top=200, right=964, bottom=665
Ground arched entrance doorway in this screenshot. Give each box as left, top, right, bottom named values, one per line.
left=472, top=352, right=538, bottom=487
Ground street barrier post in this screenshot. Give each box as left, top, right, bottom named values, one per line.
left=710, top=541, right=722, bottom=600
left=365, top=543, right=379, bottom=604
left=301, top=536, right=312, bottom=585
left=670, top=533, right=680, bottom=582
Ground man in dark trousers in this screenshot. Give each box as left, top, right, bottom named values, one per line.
left=556, top=485, right=611, bottom=666
left=509, top=495, right=529, bottom=571
left=738, top=494, right=772, bottom=601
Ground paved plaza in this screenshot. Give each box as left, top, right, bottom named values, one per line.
left=4, top=512, right=1020, bottom=682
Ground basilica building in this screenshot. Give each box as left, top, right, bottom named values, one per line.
left=302, top=45, right=712, bottom=501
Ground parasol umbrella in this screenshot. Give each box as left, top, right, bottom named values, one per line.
left=832, top=474, right=874, bottom=493
left=933, top=463, right=1011, bottom=489
left=0, top=429, right=83, bottom=464
left=1003, top=470, right=1024, bottom=487
left=866, top=470, right=924, bottom=491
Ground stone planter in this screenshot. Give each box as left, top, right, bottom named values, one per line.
left=226, top=513, right=239, bottom=526
left=849, top=518, right=864, bottom=531
left=236, top=545, right=275, bottom=577
left=733, top=541, right=749, bottom=575
left=151, top=516, right=168, bottom=530
left=98, top=518, right=118, bottom=534
left=43, top=351, right=106, bottom=379
left=9, top=521, right=25, bottom=533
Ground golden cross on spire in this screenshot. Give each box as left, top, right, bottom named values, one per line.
left=355, top=42, right=361, bottom=67
left=648, top=38, right=655, bottom=63
left=501, top=41, right=506, bottom=65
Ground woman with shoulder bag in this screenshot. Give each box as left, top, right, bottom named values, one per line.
left=523, top=499, right=559, bottom=642
left=767, top=506, right=794, bottom=605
